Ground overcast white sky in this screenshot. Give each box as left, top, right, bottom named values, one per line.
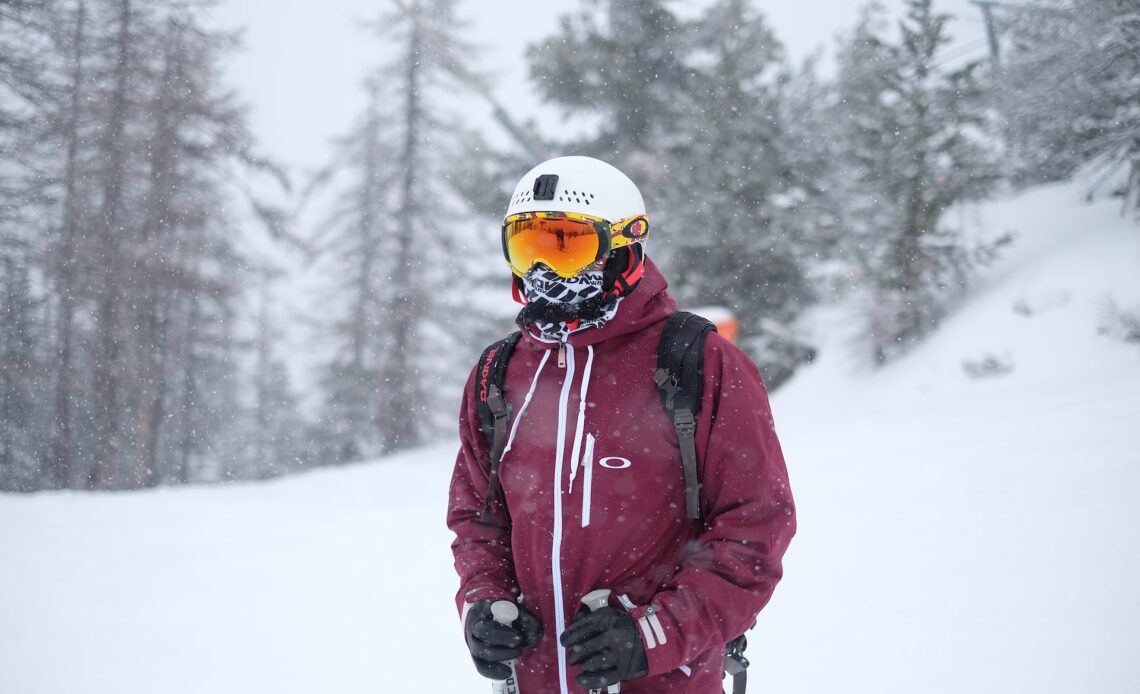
left=211, top=0, right=987, bottom=174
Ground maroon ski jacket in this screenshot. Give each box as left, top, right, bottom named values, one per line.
left=448, top=259, right=796, bottom=693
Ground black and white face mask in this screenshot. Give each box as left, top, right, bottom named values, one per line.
left=518, top=265, right=621, bottom=342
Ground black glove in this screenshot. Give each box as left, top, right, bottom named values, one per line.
left=464, top=600, right=543, bottom=680
left=560, top=607, right=649, bottom=689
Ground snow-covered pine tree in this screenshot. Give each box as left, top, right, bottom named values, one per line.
left=244, top=269, right=307, bottom=479
left=1, top=0, right=279, bottom=490
left=310, top=0, right=489, bottom=462
left=526, top=0, right=692, bottom=199
left=45, top=0, right=96, bottom=489
left=525, top=0, right=823, bottom=387
left=0, top=1, right=60, bottom=490
left=0, top=252, right=50, bottom=492
left=85, top=0, right=267, bottom=489
left=776, top=55, right=848, bottom=298
left=661, top=0, right=818, bottom=388
left=124, top=7, right=252, bottom=487
left=998, top=0, right=1140, bottom=216
left=835, top=0, right=1002, bottom=364
left=309, top=75, right=394, bottom=464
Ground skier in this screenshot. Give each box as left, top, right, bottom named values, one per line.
left=448, top=156, right=795, bottom=693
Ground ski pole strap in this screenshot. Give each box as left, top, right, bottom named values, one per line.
left=724, top=634, right=750, bottom=694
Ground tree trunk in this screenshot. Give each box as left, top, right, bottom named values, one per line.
left=132, top=17, right=182, bottom=488
left=89, top=0, right=133, bottom=490
left=176, top=292, right=201, bottom=485
left=383, top=15, right=424, bottom=452
left=53, top=0, right=87, bottom=489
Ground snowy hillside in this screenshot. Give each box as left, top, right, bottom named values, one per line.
left=2, top=181, right=1138, bottom=694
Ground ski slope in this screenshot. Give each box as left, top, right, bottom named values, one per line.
left=2, top=182, right=1139, bottom=693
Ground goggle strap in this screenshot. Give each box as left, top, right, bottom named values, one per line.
left=623, top=257, right=645, bottom=289
left=603, top=244, right=645, bottom=299
left=511, top=276, right=527, bottom=305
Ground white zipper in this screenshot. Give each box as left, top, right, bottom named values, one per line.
left=501, top=350, right=551, bottom=459
left=580, top=434, right=596, bottom=527
left=567, top=346, right=595, bottom=494
left=552, top=343, right=576, bottom=694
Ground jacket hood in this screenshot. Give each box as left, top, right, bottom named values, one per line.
left=518, top=255, right=678, bottom=350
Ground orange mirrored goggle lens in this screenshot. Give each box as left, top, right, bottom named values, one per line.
left=503, top=215, right=606, bottom=278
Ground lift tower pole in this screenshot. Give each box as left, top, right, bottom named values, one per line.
left=971, top=0, right=1002, bottom=66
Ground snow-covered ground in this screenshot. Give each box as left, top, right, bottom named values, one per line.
left=3, top=182, right=1139, bottom=693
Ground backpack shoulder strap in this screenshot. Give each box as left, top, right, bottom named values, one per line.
left=474, top=331, right=521, bottom=528
left=475, top=331, right=521, bottom=444
left=659, top=313, right=750, bottom=690
left=654, top=311, right=717, bottom=521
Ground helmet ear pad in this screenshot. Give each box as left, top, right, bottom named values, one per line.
left=603, top=243, right=645, bottom=298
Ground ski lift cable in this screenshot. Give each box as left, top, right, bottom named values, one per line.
left=929, top=38, right=992, bottom=70
left=970, top=0, right=1076, bottom=16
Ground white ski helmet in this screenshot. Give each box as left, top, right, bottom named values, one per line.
left=505, top=155, right=647, bottom=223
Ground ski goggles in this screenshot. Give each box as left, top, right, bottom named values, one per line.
left=501, top=211, right=649, bottom=278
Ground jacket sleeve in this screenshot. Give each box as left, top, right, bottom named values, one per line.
left=447, top=365, right=520, bottom=621
left=632, top=333, right=796, bottom=675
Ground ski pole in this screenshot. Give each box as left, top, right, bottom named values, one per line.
left=490, top=600, right=521, bottom=694
left=580, top=589, right=620, bottom=694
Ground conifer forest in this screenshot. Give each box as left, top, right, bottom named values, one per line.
left=1, top=0, right=1137, bottom=492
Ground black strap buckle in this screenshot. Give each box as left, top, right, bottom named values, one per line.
left=487, top=385, right=508, bottom=421
left=724, top=634, right=750, bottom=675
left=673, top=407, right=696, bottom=437
left=655, top=368, right=682, bottom=410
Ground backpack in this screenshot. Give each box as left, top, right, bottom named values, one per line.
left=473, top=310, right=715, bottom=527
left=470, top=310, right=751, bottom=691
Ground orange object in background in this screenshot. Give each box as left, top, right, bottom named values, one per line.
left=687, top=306, right=738, bottom=344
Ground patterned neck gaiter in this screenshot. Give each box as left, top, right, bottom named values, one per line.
left=519, top=265, right=621, bottom=342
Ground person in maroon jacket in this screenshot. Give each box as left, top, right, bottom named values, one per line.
left=448, top=156, right=796, bottom=693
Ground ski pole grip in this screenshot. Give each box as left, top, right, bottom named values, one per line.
left=489, top=601, right=521, bottom=694
left=579, top=589, right=620, bottom=694
left=491, top=600, right=519, bottom=626
left=580, top=588, right=611, bottom=612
